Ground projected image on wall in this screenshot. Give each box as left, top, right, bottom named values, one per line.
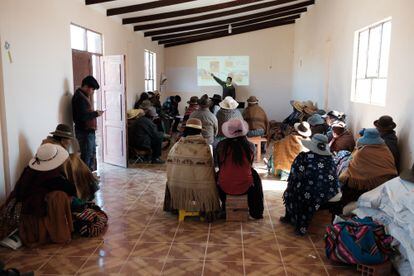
left=197, top=56, right=249, bottom=86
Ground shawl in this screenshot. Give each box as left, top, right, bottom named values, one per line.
left=273, top=135, right=307, bottom=172
left=166, top=135, right=220, bottom=212
left=216, top=108, right=243, bottom=137
left=339, top=144, right=397, bottom=190
left=329, top=131, right=355, bottom=153
left=242, top=104, right=269, bottom=134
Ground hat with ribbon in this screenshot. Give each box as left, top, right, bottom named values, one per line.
left=29, top=144, right=69, bottom=171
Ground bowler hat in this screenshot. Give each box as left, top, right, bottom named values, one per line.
left=187, top=96, right=199, bottom=105
left=374, top=115, right=396, bottom=131
left=50, top=124, right=73, bottom=139
left=247, top=96, right=259, bottom=104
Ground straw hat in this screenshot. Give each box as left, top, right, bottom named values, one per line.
left=187, top=96, right=199, bottom=105
left=127, top=109, right=145, bottom=120
left=374, top=115, right=396, bottom=131
left=357, top=128, right=384, bottom=145
left=400, top=164, right=414, bottom=183
left=222, top=119, right=249, bottom=139
left=307, top=114, right=325, bottom=126
left=303, top=100, right=318, bottom=115
left=294, top=121, right=312, bottom=137
left=290, top=100, right=304, bottom=112
left=247, top=96, right=259, bottom=104
left=185, top=118, right=202, bottom=130
left=219, top=96, right=239, bottom=110
left=302, top=134, right=332, bottom=156
left=50, top=124, right=73, bottom=139
left=29, top=144, right=69, bottom=171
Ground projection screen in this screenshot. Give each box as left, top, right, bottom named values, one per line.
left=197, top=56, right=249, bottom=86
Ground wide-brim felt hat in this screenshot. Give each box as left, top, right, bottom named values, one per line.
left=29, top=144, right=69, bottom=171
left=307, top=114, right=325, bottom=126
left=400, top=164, right=414, bottom=183
left=302, top=134, right=332, bottom=156
left=294, top=122, right=312, bottom=137
left=186, top=118, right=203, bottom=130
left=127, top=109, right=145, bottom=120
left=50, top=124, right=73, bottom=139
left=222, top=119, right=249, bottom=139
left=187, top=96, right=199, bottom=104
left=357, top=128, right=384, bottom=145
left=219, top=96, right=239, bottom=110
left=210, top=94, right=222, bottom=101
left=247, top=96, right=259, bottom=104
left=198, top=95, right=212, bottom=107
left=374, top=115, right=396, bottom=131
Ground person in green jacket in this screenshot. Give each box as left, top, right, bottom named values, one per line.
left=211, top=73, right=236, bottom=99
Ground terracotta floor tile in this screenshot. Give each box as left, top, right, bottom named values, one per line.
left=203, top=261, right=244, bottom=276
left=168, top=243, right=206, bottom=260
left=119, top=257, right=164, bottom=275
left=244, top=263, right=286, bottom=275
left=242, top=232, right=277, bottom=247
left=209, top=230, right=242, bottom=245
left=210, top=222, right=242, bottom=232
left=77, top=256, right=126, bottom=275
left=178, top=222, right=209, bottom=232
left=162, top=260, right=204, bottom=275
left=131, top=242, right=171, bottom=259
left=14, top=243, right=63, bottom=256
left=325, top=265, right=360, bottom=276
left=38, top=256, right=87, bottom=275
left=242, top=220, right=274, bottom=233
left=280, top=248, right=322, bottom=265
left=276, top=233, right=314, bottom=248
left=56, top=239, right=102, bottom=257
left=93, top=240, right=136, bottom=258
left=244, top=245, right=282, bottom=264
left=140, top=229, right=176, bottom=243
left=174, top=230, right=208, bottom=244
left=205, top=245, right=243, bottom=262
left=285, top=264, right=328, bottom=275
left=5, top=254, right=50, bottom=273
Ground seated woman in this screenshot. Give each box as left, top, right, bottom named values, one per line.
left=329, top=121, right=355, bottom=153
left=325, top=110, right=346, bottom=141
left=190, top=95, right=218, bottom=145
left=134, top=92, right=149, bottom=109
left=42, top=124, right=79, bottom=153
left=242, top=96, right=269, bottom=137
left=307, top=114, right=329, bottom=136
left=215, top=96, right=243, bottom=141
left=12, top=144, right=76, bottom=247
left=374, top=115, right=400, bottom=171
left=281, top=134, right=339, bottom=235
left=163, top=118, right=220, bottom=220
left=270, top=121, right=311, bottom=180
left=339, top=128, right=398, bottom=207
left=216, top=119, right=264, bottom=219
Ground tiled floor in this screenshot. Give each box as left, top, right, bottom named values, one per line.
left=1, top=163, right=360, bottom=275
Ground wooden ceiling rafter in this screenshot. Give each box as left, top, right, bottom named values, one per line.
left=151, top=8, right=306, bottom=41
left=107, top=0, right=197, bottom=16
left=85, top=0, right=115, bottom=5
left=164, top=18, right=296, bottom=47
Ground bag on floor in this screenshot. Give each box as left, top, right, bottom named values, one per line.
left=0, top=198, right=22, bottom=240
left=72, top=203, right=108, bottom=237
left=324, top=217, right=394, bottom=265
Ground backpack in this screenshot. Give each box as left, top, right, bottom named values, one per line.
left=72, top=203, right=108, bottom=237
left=324, top=217, right=394, bottom=265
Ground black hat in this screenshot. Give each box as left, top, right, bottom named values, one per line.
left=210, top=94, right=222, bottom=102
left=374, top=115, right=396, bottom=131
left=198, top=94, right=212, bottom=107
left=81, top=76, right=100, bottom=90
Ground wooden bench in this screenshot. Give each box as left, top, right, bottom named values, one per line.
left=247, top=136, right=267, bottom=162
left=226, top=195, right=249, bottom=222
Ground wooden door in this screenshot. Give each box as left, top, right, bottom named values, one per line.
left=72, top=50, right=92, bottom=90
left=101, top=55, right=127, bottom=167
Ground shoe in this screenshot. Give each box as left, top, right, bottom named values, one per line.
left=151, top=158, right=165, bottom=164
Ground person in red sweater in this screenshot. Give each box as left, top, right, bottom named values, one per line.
left=216, top=119, right=264, bottom=219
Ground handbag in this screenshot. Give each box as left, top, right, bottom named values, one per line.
left=72, top=203, right=108, bottom=237
left=0, top=198, right=22, bottom=240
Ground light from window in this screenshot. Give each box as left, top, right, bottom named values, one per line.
left=144, top=50, right=156, bottom=92
left=70, top=24, right=103, bottom=54
left=351, top=19, right=391, bottom=106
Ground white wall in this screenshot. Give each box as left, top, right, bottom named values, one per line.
left=292, top=0, right=414, bottom=170
left=164, top=26, right=295, bottom=120
left=0, top=0, right=164, bottom=196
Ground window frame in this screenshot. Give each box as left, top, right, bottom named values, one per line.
left=70, top=23, right=103, bottom=55
left=144, top=49, right=156, bottom=92
left=351, top=18, right=392, bottom=106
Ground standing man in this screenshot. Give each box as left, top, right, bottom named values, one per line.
left=211, top=73, right=236, bottom=100
left=72, top=76, right=104, bottom=171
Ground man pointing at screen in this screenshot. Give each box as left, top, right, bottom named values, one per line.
left=210, top=73, right=236, bottom=100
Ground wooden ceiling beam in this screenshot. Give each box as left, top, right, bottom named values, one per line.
left=144, top=1, right=312, bottom=36
left=107, top=0, right=196, bottom=16
left=152, top=9, right=305, bottom=41
left=85, top=0, right=115, bottom=4
left=133, top=0, right=311, bottom=30
left=159, top=14, right=299, bottom=44
left=164, top=18, right=296, bottom=48
left=124, top=0, right=263, bottom=24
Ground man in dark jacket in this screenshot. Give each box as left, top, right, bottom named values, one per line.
left=72, top=76, right=103, bottom=170
left=374, top=115, right=400, bottom=171
left=210, top=73, right=236, bottom=99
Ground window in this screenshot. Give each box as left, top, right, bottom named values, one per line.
left=351, top=19, right=391, bottom=106
left=70, top=24, right=103, bottom=54
left=144, top=50, right=156, bottom=92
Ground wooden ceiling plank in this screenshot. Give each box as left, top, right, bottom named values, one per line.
left=107, top=0, right=197, bottom=16
left=159, top=15, right=299, bottom=44
left=124, top=0, right=263, bottom=24
left=85, top=0, right=115, bottom=5
left=164, top=19, right=296, bottom=47
left=151, top=8, right=305, bottom=41
left=133, top=0, right=313, bottom=30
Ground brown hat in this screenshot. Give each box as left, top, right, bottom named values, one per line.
left=187, top=96, right=199, bottom=105
left=185, top=118, right=202, bottom=130
left=290, top=100, right=304, bottom=112
left=374, top=115, right=396, bottom=131
left=50, top=124, right=73, bottom=139
left=247, top=96, right=258, bottom=104
left=198, top=94, right=212, bottom=107
left=400, top=164, right=414, bottom=183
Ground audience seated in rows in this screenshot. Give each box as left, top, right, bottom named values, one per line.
left=281, top=134, right=339, bottom=235
left=209, top=94, right=222, bottom=116
left=216, top=119, right=264, bottom=219
left=164, top=118, right=220, bottom=219
left=329, top=121, right=355, bottom=153
left=270, top=121, right=311, bottom=180
left=242, top=96, right=269, bottom=137
left=189, top=94, right=218, bottom=145
left=374, top=115, right=400, bottom=170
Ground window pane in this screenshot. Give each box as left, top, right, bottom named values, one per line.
left=87, top=30, right=102, bottom=54
left=145, top=51, right=149, bottom=79
left=379, top=21, right=391, bottom=78
left=366, top=25, right=382, bottom=77
left=371, top=79, right=387, bottom=106
left=70, top=24, right=86, bottom=51
left=355, top=79, right=371, bottom=103
left=356, top=30, right=369, bottom=78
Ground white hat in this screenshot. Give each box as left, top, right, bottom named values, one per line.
left=219, top=96, right=239, bottom=110
left=29, top=144, right=69, bottom=171
left=301, top=134, right=332, bottom=156
left=294, top=121, right=312, bottom=137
